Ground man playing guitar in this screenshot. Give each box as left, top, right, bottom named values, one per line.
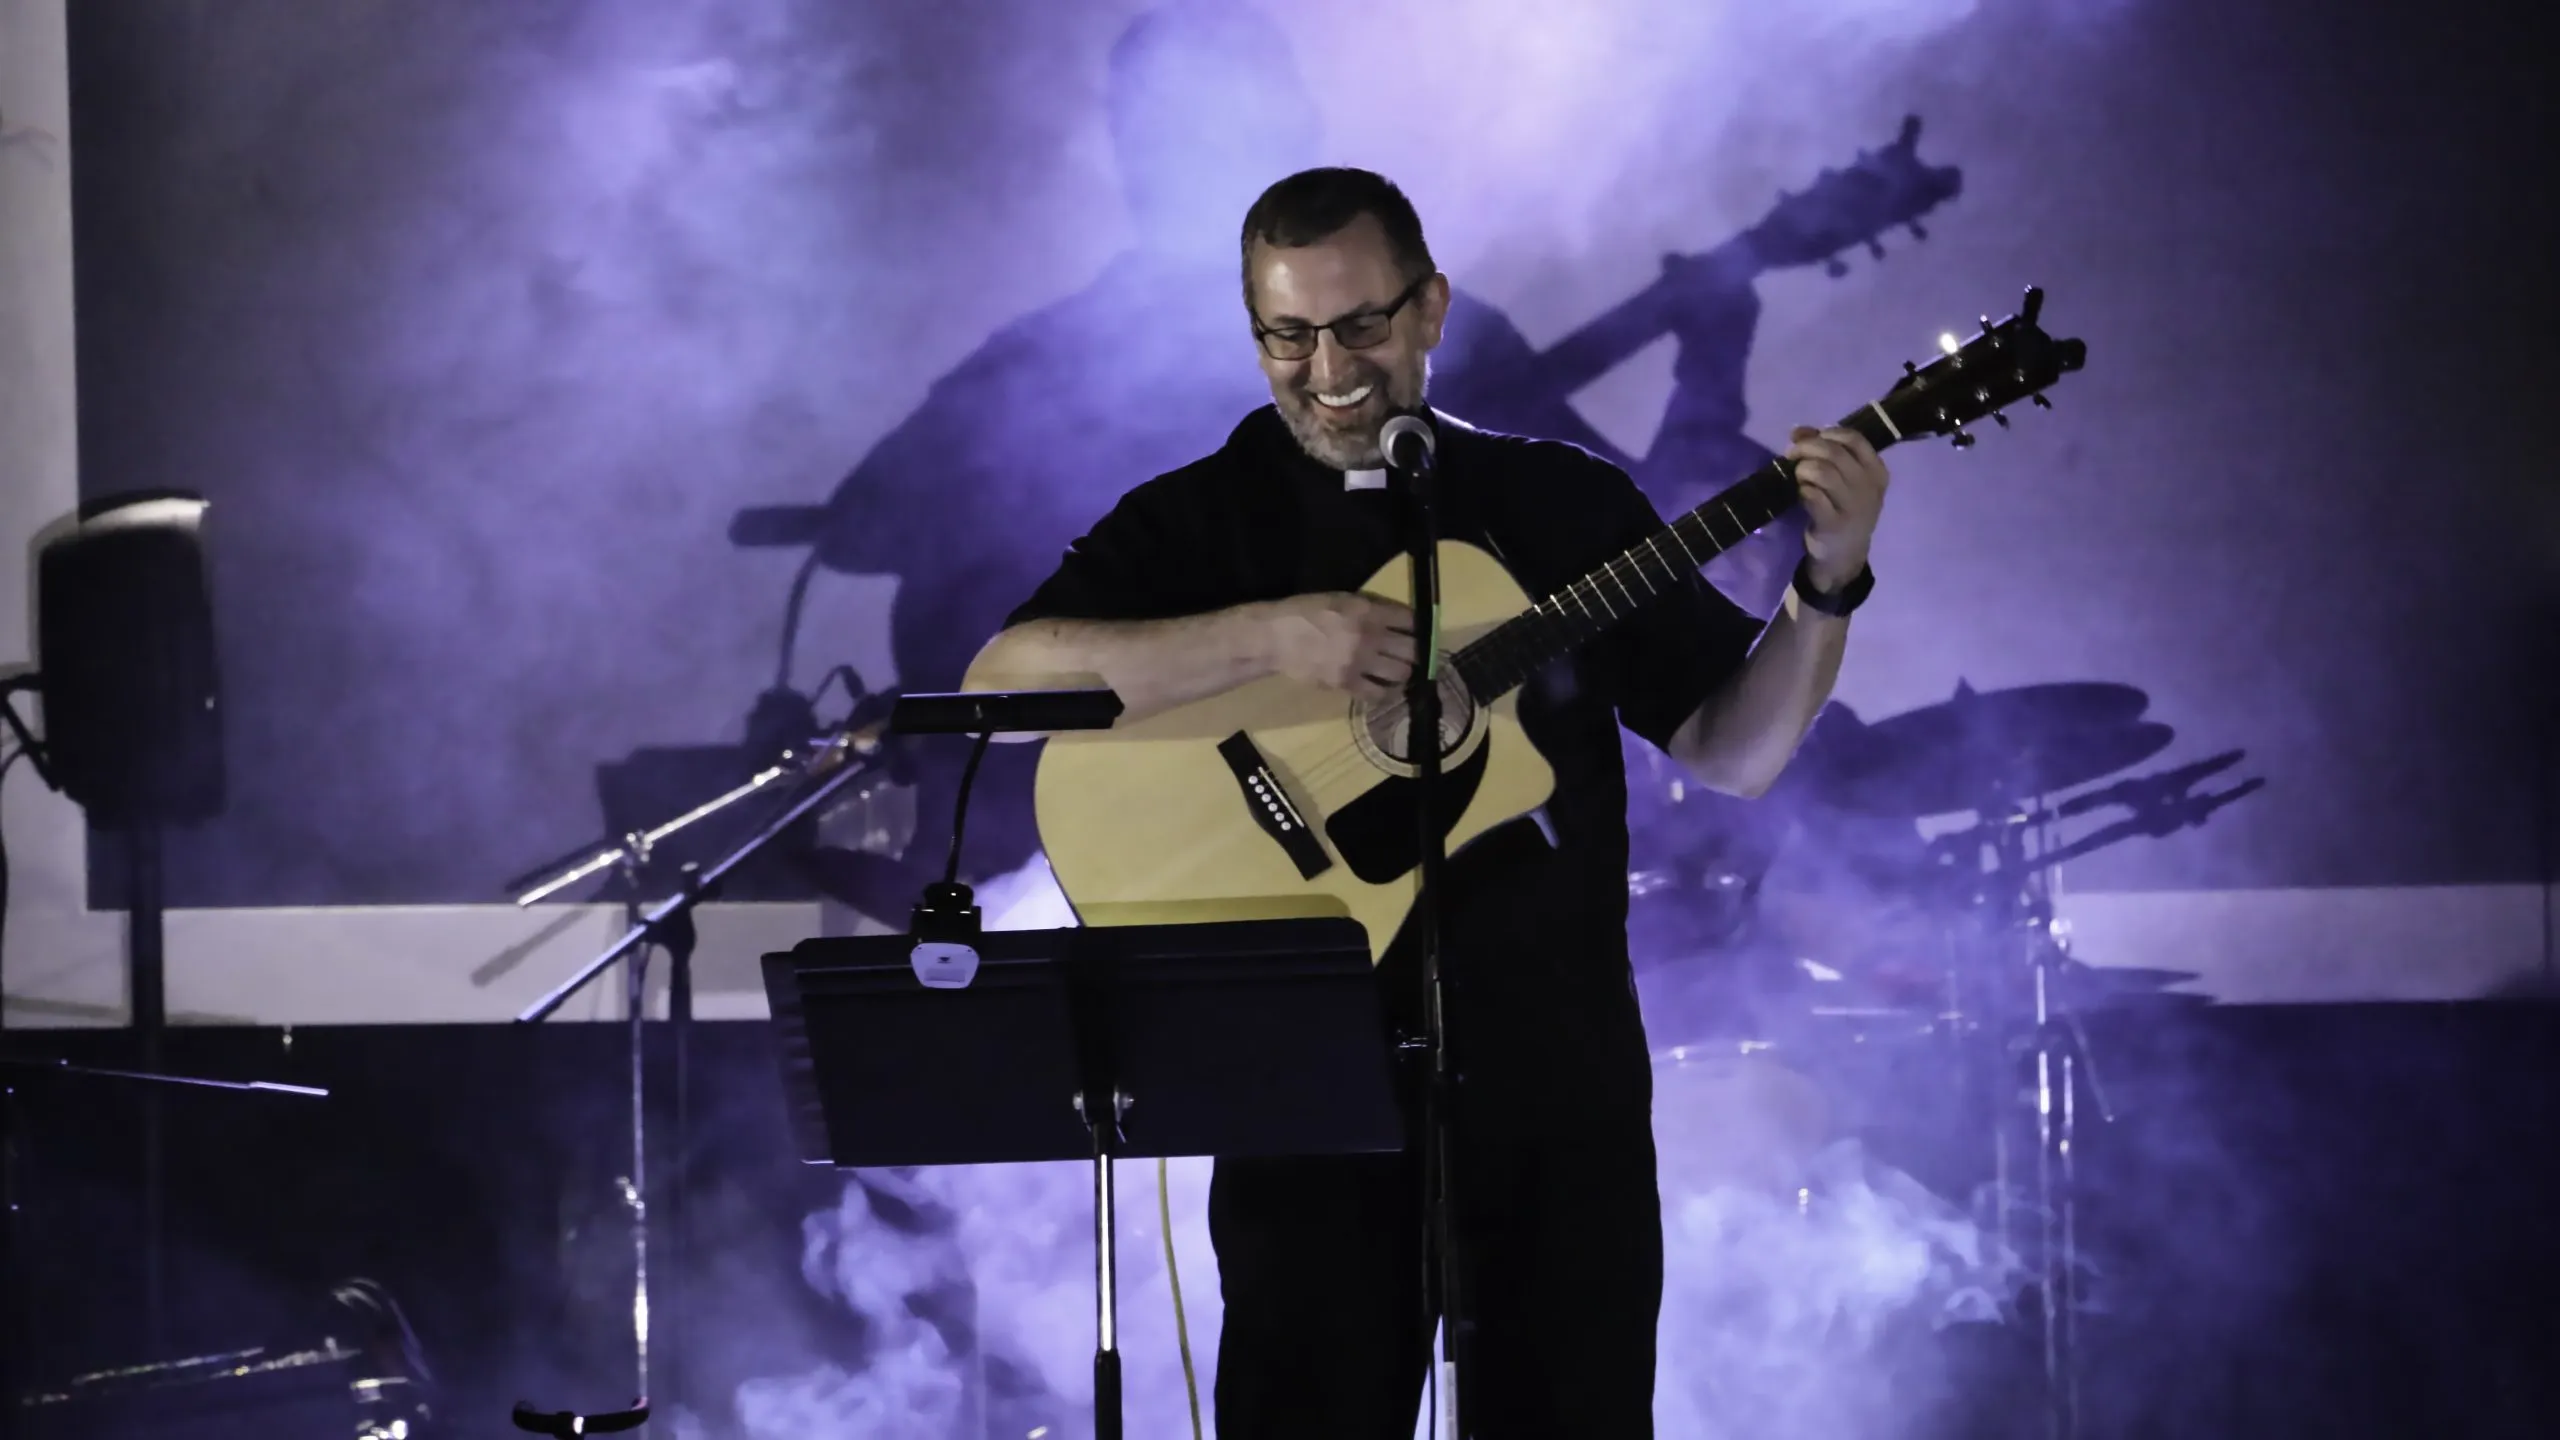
left=964, top=166, right=1891, bottom=1437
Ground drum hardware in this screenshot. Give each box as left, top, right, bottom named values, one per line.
left=1980, top=773, right=2253, bottom=1440
left=16, top=1330, right=434, bottom=1440
left=1814, top=683, right=2262, bottom=1440
left=1, top=1054, right=330, bottom=1440
left=1809, top=681, right=2175, bottom=820
left=1633, top=683, right=2264, bottom=1440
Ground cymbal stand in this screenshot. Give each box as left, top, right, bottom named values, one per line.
left=1971, top=797, right=2115, bottom=1440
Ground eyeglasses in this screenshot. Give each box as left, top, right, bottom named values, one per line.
left=1251, top=273, right=1434, bottom=362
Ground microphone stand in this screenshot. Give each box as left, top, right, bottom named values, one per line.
left=510, top=720, right=892, bottom=1432
left=1384, top=414, right=1469, bottom=1438
left=502, top=689, right=1112, bottom=1438
left=2, top=680, right=193, bottom=1363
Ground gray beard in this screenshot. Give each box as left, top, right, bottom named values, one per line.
left=1280, top=405, right=1383, bottom=470
left=1277, top=359, right=1429, bottom=470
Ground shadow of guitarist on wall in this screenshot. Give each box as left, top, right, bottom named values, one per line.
left=718, top=0, right=1964, bottom=935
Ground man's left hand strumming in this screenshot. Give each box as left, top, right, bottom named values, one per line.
left=1667, top=422, right=1893, bottom=797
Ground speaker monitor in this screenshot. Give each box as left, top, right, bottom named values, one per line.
left=35, top=491, right=225, bottom=827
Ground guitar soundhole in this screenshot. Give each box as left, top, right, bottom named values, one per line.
left=1353, top=665, right=1477, bottom=771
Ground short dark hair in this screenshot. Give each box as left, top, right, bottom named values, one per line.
left=1239, top=167, right=1436, bottom=308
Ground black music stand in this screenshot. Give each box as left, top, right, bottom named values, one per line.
left=761, top=916, right=1401, bottom=1440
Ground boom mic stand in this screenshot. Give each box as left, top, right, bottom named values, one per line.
left=509, top=709, right=895, bottom=1430
left=1381, top=411, right=1470, bottom=1438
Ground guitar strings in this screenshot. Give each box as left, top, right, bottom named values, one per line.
left=1279, top=514, right=1731, bottom=798
left=1277, top=600, right=1552, bottom=799
left=1283, top=560, right=1625, bottom=796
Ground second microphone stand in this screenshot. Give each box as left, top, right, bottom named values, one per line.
left=1384, top=413, right=1470, bottom=1438
left=509, top=717, right=894, bottom=1430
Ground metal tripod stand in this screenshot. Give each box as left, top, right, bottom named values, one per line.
left=1959, top=798, right=2117, bottom=1440
left=506, top=709, right=899, bottom=1431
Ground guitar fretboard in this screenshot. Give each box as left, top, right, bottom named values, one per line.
left=1454, top=404, right=1896, bottom=702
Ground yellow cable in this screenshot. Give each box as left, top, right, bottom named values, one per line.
left=1158, top=1155, right=1203, bottom=1440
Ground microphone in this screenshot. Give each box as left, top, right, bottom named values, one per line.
left=1380, top=412, right=1436, bottom=475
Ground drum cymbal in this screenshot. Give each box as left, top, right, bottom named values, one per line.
left=1810, top=681, right=2174, bottom=816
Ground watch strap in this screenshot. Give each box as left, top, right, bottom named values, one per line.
left=1792, top=557, right=1874, bottom=617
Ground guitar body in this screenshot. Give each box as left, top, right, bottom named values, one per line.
left=1033, top=541, right=1557, bottom=965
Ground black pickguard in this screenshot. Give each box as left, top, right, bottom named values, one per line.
left=1323, top=739, right=1492, bottom=884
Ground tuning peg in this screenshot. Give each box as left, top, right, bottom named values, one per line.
left=1903, top=360, right=1920, bottom=376
left=2030, top=393, right=2052, bottom=409
left=1991, top=411, right=2010, bottom=428
left=2021, top=287, right=2045, bottom=323
left=1866, top=238, right=1887, bottom=260
left=1824, top=257, right=1849, bottom=279
left=1907, top=221, right=1929, bottom=242
left=1950, top=428, right=1978, bottom=449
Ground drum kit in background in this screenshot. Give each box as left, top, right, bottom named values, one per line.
left=1627, top=680, right=2262, bottom=1430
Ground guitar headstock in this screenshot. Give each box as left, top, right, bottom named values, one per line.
left=1744, top=115, right=1964, bottom=278
left=1876, top=287, right=2087, bottom=448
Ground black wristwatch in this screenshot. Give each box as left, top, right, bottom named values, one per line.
left=1792, top=556, right=1874, bottom=617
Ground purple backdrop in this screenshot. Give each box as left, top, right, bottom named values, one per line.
left=65, top=0, right=2560, bottom=912
left=46, top=2, right=2560, bottom=1435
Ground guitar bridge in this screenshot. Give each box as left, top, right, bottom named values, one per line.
left=1216, top=732, right=1333, bottom=881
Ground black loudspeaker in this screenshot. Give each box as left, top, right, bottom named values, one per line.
left=35, top=491, right=225, bottom=827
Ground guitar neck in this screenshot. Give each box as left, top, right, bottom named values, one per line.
left=1455, top=403, right=1901, bottom=701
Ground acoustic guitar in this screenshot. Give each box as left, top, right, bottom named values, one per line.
left=1031, top=290, right=2087, bottom=963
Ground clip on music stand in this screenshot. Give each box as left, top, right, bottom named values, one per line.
left=761, top=915, right=1401, bottom=1440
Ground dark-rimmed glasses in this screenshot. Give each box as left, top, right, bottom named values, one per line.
left=1251, top=272, right=1435, bottom=362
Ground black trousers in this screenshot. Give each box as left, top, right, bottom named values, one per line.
left=1207, top=1050, right=1664, bottom=1437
